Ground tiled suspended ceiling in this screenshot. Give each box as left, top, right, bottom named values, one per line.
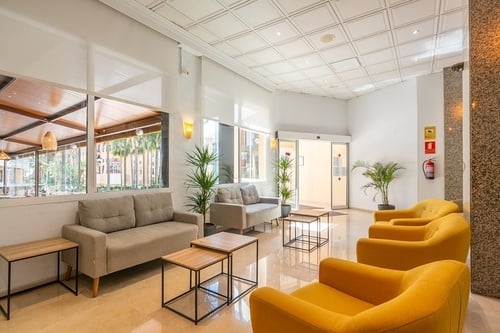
left=101, top=0, right=468, bottom=100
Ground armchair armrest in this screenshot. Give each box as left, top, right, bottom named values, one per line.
left=173, top=210, right=203, bottom=238
left=318, top=258, right=402, bottom=304
left=210, top=202, right=246, bottom=229
left=368, top=224, right=426, bottom=240
left=250, top=286, right=350, bottom=333
left=259, top=196, right=280, bottom=205
left=62, top=224, right=107, bottom=278
left=391, top=217, right=433, bottom=226
left=373, top=208, right=415, bottom=222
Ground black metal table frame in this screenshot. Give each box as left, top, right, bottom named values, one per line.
left=161, top=256, right=229, bottom=325
left=0, top=246, right=79, bottom=320
left=282, top=213, right=329, bottom=252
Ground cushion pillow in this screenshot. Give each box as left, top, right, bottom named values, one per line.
left=78, top=196, right=135, bottom=233
left=240, top=184, right=260, bottom=205
left=133, top=192, right=174, bottom=227
left=217, top=187, right=244, bottom=204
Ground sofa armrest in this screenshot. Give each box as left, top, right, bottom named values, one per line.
left=250, top=286, right=350, bottom=333
left=368, top=224, right=426, bottom=240
left=62, top=224, right=107, bottom=279
left=259, top=196, right=280, bottom=205
left=373, top=208, right=415, bottom=222
left=173, top=210, right=203, bottom=238
left=210, top=202, right=246, bottom=229
left=391, top=217, right=433, bottom=226
left=318, top=258, right=402, bottom=304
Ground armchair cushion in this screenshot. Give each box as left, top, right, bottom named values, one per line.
left=78, top=196, right=136, bottom=233
left=240, top=184, right=260, bottom=205
left=216, top=186, right=243, bottom=204
left=133, top=192, right=174, bottom=227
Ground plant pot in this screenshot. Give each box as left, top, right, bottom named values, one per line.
left=378, top=204, right=395, bottom=210
left=281, top=204, right=292, bottom=217
left=204, top=223, right=217, bottom=236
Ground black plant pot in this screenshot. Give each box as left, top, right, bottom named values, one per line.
left=204, top=223, right=217, bottom=236
left=281, top=204, right=292, bottom=217
left=378, top=204, right=396, bottom=210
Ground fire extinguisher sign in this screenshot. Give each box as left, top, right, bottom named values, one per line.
left=425, top=141, right=436, bottom=154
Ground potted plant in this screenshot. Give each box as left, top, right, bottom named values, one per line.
left=275, top=152, right=294, bottom=217
left=185, top=145, right=219, bottom=235
left=351, top=160, right=405, bottom=210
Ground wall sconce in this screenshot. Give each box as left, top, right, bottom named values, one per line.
left=42, top=131, right=58, bottom=151
left=270, top=138, right=277, bottom=150
left=183, top=121, right=193, bottom=139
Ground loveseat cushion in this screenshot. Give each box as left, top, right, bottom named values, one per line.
left=217, top=186, right=244, bottom=204
left=241, top=184, right=260, bottom=205
left=78, top=196, right=136, bottom=233
left=134, top=192, right=174, bottom=227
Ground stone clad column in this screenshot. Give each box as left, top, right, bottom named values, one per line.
left=469, top=0, right=500, bottom=297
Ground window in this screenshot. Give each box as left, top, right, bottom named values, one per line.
left=240, top=129, right=267, bottom=182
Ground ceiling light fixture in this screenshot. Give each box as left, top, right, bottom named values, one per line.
left=135, top=128, right=144, bottom=136
left=276, top=31, right=281, bottom=36
left=412, top=29, right=420, bottom=35
left=42, top=131, right=58, bottom=151
left=320, top=33, right=335, bottom=43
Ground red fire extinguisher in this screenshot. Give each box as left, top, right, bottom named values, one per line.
left=422, top=158, right=435, bottom=179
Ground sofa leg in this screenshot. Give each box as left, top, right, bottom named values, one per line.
left=64, top=265, right=72, bottom=281
left=92, top=278, right=100, bottom=297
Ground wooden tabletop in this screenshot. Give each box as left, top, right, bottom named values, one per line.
left=191, top=232, right=257, bottom=253
left=162, top=247, right=227, bottom=271
left=290, top=209, right=330, bottom=218
left=281, top=215, right=318, bottom=223
left=0, top=237, right=79, bottom=262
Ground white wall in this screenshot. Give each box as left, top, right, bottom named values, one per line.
left=348, top=80, right=418, bottom=210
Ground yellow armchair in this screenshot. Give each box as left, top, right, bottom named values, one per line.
left=357, top=213, right=470, bottom=270
left=250, top=258, right=470, bottom=333
left=373, top=198, right=459, bottom=226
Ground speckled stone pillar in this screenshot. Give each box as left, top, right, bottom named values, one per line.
left=469, top=0, right=500, bottom=297
left=443, top=67, right=463, bottom=201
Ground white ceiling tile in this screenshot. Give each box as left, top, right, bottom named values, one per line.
left=390, top=0, right=438, bottom=27
left=436, top=29, right=463, bottom=49
left=306, top=25, right=348, bottom=49
left=332, top=0, right=385, bottom=20
left=301, top=65, right=333, bottom=78
left=336, top=67, right=367, bottom=80
left=329, top=87, right=355, bottom=99
left=218, top=0, right=245, bottom=7
left=353, top=32, right=393, bottom=54
left=202, top=13, right=249, bottom=39
left=291, top=5, right=338, bottom=34
left=311, top=74, right=341, bottom=86
left=155, top=5, right=193, bottom=27
left=292, top=79, right=315, bottom=88
left=261, top=61, right=296, bottom=74
left=365, top=60, right=398, bottom=75
left=212, top=41, right=241, bottom=56
left=440, top=10, right=465, bottom=32
left=331, top=58, right=362, bottom=73
left=442, top=0, right=467, bottom=12
left=288, top=53, right=325, bottom=69
left=359, top=48, right=396, bottom=66
left=277, top=71, right=307, bottom=82
left=246, top=47, right=284, bottom=64
left=400, top=62, right=432, bottom=79
left=371, top=70, right=401, bottom=85
left=235, top=54, right=259, bottom=67
left=320, top=44, right=356, bottom=63
left=394, top=18, right=436, bottom=44
left=252, top=66, right=274, bottom=77
left=258, top=20, right=299, bottom=43
left=398, top=36, right=435, bottom=57
left=274, top=39, right=313, bottom=58
left=399, top=54, right=432, bottom=67
left=226, top=32, right=268, bottom=53
left=188, top=25, right=219, bottom=44
left=274, top=0, right=322, bottom=14
left=234, top=0, right=282, bottom=27
left=167, top=0, right=223, bottom=21
left=344, top=11, right=389, bottom=40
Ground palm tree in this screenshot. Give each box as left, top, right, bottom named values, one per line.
left=111, top=138, right=133, bottom=189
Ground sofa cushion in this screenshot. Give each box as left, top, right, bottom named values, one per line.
left=217, top=186, right=244, bottom=204
left=78, top=196, right=135, bottom=233
left=241, top=184, right=260, bottom=205
left=133, top=192, right=174, bottom=227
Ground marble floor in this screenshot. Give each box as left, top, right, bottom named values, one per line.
left=0, top=209, right=498, bottom=332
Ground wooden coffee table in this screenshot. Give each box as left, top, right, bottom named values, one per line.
left=161, top=247, right=229, bottom=324
left=282, top=209, right=330, bottom=252
left=0, top=237, right=79, bottom=320
left=191, top=232, right=258, bottom=302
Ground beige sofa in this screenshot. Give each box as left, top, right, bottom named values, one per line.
left=62, top=192, right=202, bottom=297
left=210, top=184, right=280, bottom=234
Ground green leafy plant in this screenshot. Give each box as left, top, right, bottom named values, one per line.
left=351, top=160, right=405, bottom=205
left=185, top=145, right=219, bottom=223
left=275, top=153, right=294, bottom=205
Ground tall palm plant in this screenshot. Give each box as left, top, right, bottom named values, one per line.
left=185, top=145, right=219, bottom=223
left=351, top=160, right=405, bottom=206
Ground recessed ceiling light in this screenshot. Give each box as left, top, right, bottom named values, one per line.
left=320, top=33, right=335, bottom=43
left=412, top=29, right=420, bottom=35
left=276, top=31, right=281, bottom=36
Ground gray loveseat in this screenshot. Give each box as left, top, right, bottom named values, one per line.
left=210, top=184, right=280, bottom=234
left=62, top=192, right=202, bottom=297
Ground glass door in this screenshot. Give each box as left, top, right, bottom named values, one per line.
left=331, top=143, right=348, bottom=209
